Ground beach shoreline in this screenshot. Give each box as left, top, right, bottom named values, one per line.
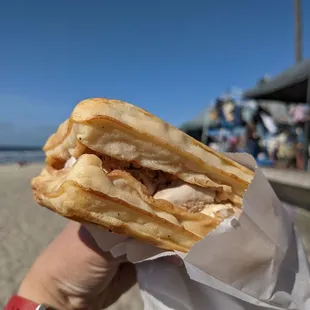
left=0, top=149, right=45, bottom=165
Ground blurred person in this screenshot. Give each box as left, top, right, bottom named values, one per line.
left=245, top=123, right=260, bottom=159
left=295, top=126, right=305, bottom=170
left=276, top=130, right=296, bottom=169
left=226, top=136, right=240, bottom=153
left=270, top=141, right=280, bottom=162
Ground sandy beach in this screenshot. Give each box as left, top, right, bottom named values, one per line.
left=1, top=163, right=310, bottom=309
left=0, top=163, right=143, bottom=309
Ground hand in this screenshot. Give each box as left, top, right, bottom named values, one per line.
left=18, top=221, right=137, bottom=310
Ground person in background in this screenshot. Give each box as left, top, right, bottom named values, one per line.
left=276, top=130, right=296, bottom=168
left=295, top=126, right=305, bottom=170
left=245, top=123, right=260, bottom=159
left=226, top=136, right=241, bottom=153
left=270, top=141, right=279, bottom=162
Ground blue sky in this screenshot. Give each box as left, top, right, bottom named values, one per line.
left=0, top=0, right=309, bottom=146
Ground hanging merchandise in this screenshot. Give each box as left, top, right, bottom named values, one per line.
left=289, top=104, right=307, bottom=123
left=219, top=100, right=234, bottom=129
left=208, top=109, right=220, bottom=129
left=260, top=113, right=278, bottom=134
left=222, top=100, right=235, bottom=122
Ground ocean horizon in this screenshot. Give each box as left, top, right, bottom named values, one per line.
left=0, top=146, right=45, bottom=164
left=0, top=145, right=43, bottom=151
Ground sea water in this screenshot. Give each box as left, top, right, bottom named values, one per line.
left=0, top=150, right=45, bottom=164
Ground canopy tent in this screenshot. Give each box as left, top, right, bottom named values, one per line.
left=243, top=59, right=310, bottom=171
left=180, top=102, right=257, bottom=149
left=179, top=107, right=215, bottom=143
left=180, top=103, right=262, bottom=133
left=179, top=107, right=212, bottom=132
left=243, top=59, right=310, bottom=103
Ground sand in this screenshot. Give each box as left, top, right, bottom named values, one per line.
left=1, top=163, right=310, bottom=309
left=0, top=163, right=143, bottom=309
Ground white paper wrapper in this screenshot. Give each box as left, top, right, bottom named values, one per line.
left=85, top=153, right=310, bottom=310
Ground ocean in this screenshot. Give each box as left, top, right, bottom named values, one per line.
left=0, top=149, right=45, bottom=164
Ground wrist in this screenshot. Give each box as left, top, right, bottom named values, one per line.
left=5, top=295, right=59, bottom=310
left=17, top=268, right=105, bottom=310
left=18, top=272, right=67, bottom=310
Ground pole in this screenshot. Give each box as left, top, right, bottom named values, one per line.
left=304, top=79, right=310, bottom=171
left=294, top=0, right=307, bottom=170
left=201, top=108, right=209, bottom=145
left=294, top=0, right=303, bottom=63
